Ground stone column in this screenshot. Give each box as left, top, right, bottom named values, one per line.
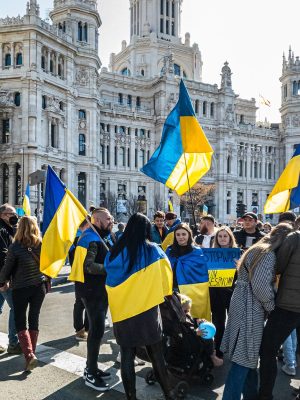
left=55, top=53, right=59, bottom=76
left=11, top=42, right=14, bottom=67
left=47, top=51, right=51, bottom=72
left=48, top=118, right=52, bottom=146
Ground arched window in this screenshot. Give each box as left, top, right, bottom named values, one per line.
left=136, top=96, right=141, bottom=109
left=135, top=128, right=138, bottom=136
left=51, top=124, right=58, bottom=148
left=121, top=67, right=131, bottom=76
left=174, top=63, right=181, bottom=76
left=127, top=95, right=132, bottom=107
left=59, top=101, right=64, bottom=111
left=203, top=101, right=207, bottom=116
left=78, top=22, right=83, bottom=41
left=2, top=164, right=9, bottom=203
left=16, top=53, right=23, bottom=66
left=83, top=23, right=88, bottom=42
left=50, top=59, right=54, bottom=73
left=293, top=81, right=298, bottom=95
left=5, top=53, right=11, bottom=67
left=101, top=144, right=105, bottom=164
left=79, top=109, right=86, bottom=119
left=79, top=134, right=86, bottom=156
left=42, top=95, right=47, bottom=110
left=2, top=119, right=10, bottom=143
left=14, top=92, right=21, bottom=107
left=58, top=63, right=62, bottom=78
left=254, top=161, right=258, bottom=178
left=141, top=69, right=145, bottom=76
left=127, top=148, right=130, bottom=167
left=41, top=55, right=46, bottom=70
left=227, top=156, right=231, bottom=174
left=114, top=146, right=118, bottom=166
left=106, top=145, right=110, bottom=165
left=15, top=163, right=22, bottom=205
left=210, top=102, right=215, bottom=117
left=268, top=163, right=272, bottom=179
left=119, top=147, right=125, bottom=166
left=139, top=149, right=145, bottom=166
left=239, top=160, right=243, bottom=177
left=78, top=172, right=86, bottom=207
left=195, top=100, right=199, bottom=114
left=118, top=93, right=123, bottom=104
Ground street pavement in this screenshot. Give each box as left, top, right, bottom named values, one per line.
left=0, top=276, right=299, bottom=400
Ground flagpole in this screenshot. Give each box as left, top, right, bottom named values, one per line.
left=183, top=152, right=197, bottom=228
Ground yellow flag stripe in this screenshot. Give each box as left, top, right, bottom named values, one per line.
left=161, top=231, right=175, bottom=252
left=179, top=282, right=211, bottom=320
left=106, top=258, right=173, bottom=323
left=68, top=246, right=87, bottom=283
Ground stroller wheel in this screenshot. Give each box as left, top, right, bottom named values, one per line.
left=202, top=373, right=214, bottom=385
left=145, top=370, right=156, bottom=385
left=175, top=381, right=189, bottom=399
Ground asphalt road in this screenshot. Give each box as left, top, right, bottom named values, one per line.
left=0, top=282, right=299, bottom=400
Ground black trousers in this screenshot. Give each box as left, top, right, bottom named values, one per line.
left=12, top=283, right=46, bottom=332
left=73, top=285, right=89, bottom=332
left=259, top=306, right=300, bottom=400
left=81, top=296, right=107, bottom=375
left=210, top=287, right=232, bottom=358
left=120, top=341, right=172, bottom=400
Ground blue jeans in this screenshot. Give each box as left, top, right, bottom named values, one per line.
left=0, top=289, right=18, bottom=346
left=222, top=362, right=258, bottom=400
left=283, top=329, right=297, bottom=368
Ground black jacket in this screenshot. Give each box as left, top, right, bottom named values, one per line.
left=233, top=228, right=264, bottom=249
left=0, top=241, right=44, bottom=289
left=0, top=219, right=15, bottom=272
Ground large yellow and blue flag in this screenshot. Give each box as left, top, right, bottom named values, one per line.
left=105, top=244, right=173, bottom=323
left=141, top=79, right=214, bottom=195
left=22, top=184, right=31, bottom=216
left=166, top=246, right=211, bottom=320
left=40, top=166, right=87, bottom=278
left=264, top=145, right=300, bottom=213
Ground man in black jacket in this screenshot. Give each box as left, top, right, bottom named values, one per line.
left=0, top=203, right=21, bottom=354
left=233, top=212, right=264, bottom=249
left=72, top=207, right=115, bottom=392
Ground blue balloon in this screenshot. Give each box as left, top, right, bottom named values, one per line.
left=199, top=321, right=216, bottom=340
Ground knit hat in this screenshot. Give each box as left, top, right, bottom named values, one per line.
left=165, top=212, right=177, bottom=220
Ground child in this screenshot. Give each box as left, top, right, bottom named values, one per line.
left=178, top=294, right=223, bottom=367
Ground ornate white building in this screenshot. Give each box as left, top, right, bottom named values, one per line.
left=0, top=0, right=299, bottom=222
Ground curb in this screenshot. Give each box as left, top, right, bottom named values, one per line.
left=51, top=275, right=69, bottom=287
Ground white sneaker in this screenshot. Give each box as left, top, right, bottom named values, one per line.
left=282, top=364, right=296, bottom=376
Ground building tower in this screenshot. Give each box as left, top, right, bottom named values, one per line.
left=280, top=46, right=300, bottom=160
left=129, top=0, right=182, bottom=43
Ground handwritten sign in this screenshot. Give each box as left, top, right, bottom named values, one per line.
left=202, top=248, right=241, bottom=288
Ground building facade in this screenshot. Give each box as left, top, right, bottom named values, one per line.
left=0, top=0, right=299, bottom=222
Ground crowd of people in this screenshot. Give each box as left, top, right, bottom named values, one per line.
left=0, top=202, right=299, bottom=400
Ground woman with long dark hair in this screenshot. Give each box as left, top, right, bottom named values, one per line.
left=0, top=216, right=46, bottom=372
left=105, top=213, right=175, bottom=400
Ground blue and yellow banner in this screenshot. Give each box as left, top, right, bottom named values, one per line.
left=40, top=166, right=87, bottom=278
left=202, top=248, right=241, bottom=287
left=105, top=244, right=173, bottom=323
left=166, top=246, right=211, bottom=320
left=22, top=184, right=31, bottom=216
left=141, top=79, right=214, bottom=195
left=264, top=144, right=300, bottom=213
left=68, top=228, right=100, bottom=283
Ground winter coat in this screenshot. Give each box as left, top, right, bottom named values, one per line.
left=221, top=249, right=276, bottom=368
left=0, top=241, right=44, bottom=289
left=150, top=224, right=168, bottom=245
left=233, top=228, right=264, bottom=249
left=0, top=218, right=14, bottom=272
left=276, top=231, right=300, bottom=314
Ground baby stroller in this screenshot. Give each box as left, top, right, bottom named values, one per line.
left=142, top=293, right=214, bottom=399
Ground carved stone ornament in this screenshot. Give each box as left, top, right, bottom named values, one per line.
left=0, top=15, right=24, bottom=26
left=75, top=68, right=89, bottom=86
left=0, top=90, right=14, bottom=106
left=292, top=114, right=300, bottom=127
left=225, top=104, right=235, bottom=127
left=47, top=96, right=63, bottom=113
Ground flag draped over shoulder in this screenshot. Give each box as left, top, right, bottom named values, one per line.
left=22, top=184, right=31, bottom=216
left=264, top=145, right=300, bottom=213
left=68, top=228, right=100, bottom=283
left=166, top=246, right=211, bottom=320
left=161, top=218, right=181, bottom=251
left=105, top=244, right=173, bottom=323
left=141, top=80, right=214, bottom=195
left=40, top=166, right=87, bottom=278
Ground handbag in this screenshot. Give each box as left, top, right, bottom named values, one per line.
left=28, top=247, right=51, bottom=293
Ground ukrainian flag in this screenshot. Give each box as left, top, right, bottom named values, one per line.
left=22, top=184, right=31, bottom=216
left=141, top=79, right=214, bottom=195
left=264, top=145, right=300, bottom=213
left=161, top=218, right=181, bottom=251
left=105, top=244, right=173, bottom=323
left=40, top=166, right=87, bottom=278
left=69, top=228, right=100, bottom=283
left=166, top=246, right=211, bottom=320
